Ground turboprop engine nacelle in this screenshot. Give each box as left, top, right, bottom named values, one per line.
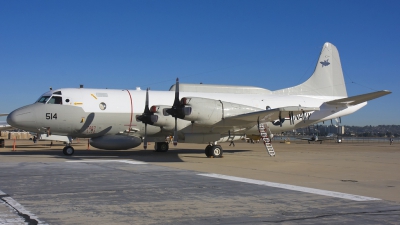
left=149, top=105, right=178, bottom=130
left=181, top=97, right=260, bottom=126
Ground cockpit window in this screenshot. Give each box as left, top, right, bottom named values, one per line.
left=53, top=91, right=62, bottom=95
left=37, top=96, right=51, bottom=103
left=48, top=96, right=63, bottom=104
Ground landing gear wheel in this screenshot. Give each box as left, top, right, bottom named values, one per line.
left=155, top=142, right=169, bottom=152
left=205, top=145, right=212, bottom=157
left=210, top=145, right=223, bottom=158
left=63, top=146, right=75, bottom=156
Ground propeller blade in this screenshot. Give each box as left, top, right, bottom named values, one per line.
left=289, top=111, right=293, bottom=125
left=144, top=88, right=150, bottom=114
left=143, top=123, right=147, bottom=150
left=173, top=78, right=180, bottom=107
left=173, top=117, right=178, bottom=146
left=136, top=88, right=155, bottom=125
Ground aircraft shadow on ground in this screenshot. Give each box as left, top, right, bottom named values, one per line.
left=0, top=147, right=251, bottom=163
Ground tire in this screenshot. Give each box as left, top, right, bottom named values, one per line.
left=155, top=142, right=169, bottom=152
left=210, top=145, right=223, bottom=158
left=63, top=146, right=75, bottom=156
left=205, top=145, right=212, bottom=157
left=154, top=142, right=159, bottom=151
left=158, top=142, right=169, bottom=152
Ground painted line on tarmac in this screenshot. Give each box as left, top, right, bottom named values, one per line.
left=66, top=160, right=147, bottom=165
left=0, top=189, right=47, bottom=224
left=198, top=173, right=381, bottom=202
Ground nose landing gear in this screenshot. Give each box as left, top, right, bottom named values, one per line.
left=62, top=136, right=74, bottom=156
left=63, top=145, right=75, bottom=156
left=205, top=144, right=223, bottom=158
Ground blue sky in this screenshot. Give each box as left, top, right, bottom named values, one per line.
left=1, top=0, right=399, bottom=126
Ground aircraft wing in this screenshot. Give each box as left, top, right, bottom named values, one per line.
left=0, top=114, right=8, bottom=117
left=0, top=121, right=12, bottom=131
left=326, top=90, right=391, bottom=106
left=214, top=106, right=319, bottom=127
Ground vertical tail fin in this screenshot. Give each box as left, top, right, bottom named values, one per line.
left=273, top=42, right=347, bottom=97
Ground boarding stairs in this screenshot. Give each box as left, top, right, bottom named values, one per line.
left=227, top=135, right=235, bottom=142
left=258, top=122, right=276, bottom=157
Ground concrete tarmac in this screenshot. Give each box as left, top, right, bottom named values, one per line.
left=0, top=139, right=399, bottom=224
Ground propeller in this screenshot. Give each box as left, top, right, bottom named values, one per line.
left=165, top=78, right=189, bottom=146
left=289, top=111, right=294, bottom=125
left=334, top=118, right=340, bottom=128
left=136, top=88, right=157, bottom=149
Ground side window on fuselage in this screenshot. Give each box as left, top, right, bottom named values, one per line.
left=48, top=96, right=63, bottom=104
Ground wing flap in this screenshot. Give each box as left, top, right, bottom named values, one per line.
left=215, top=106, right=319, bottom=127
left=326, top=90, right=391, bottom=106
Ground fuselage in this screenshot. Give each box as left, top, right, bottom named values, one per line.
left=7, top=88, right=366, bottom=141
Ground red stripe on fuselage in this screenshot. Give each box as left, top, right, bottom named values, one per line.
left=126, top=90, right=133, bottom=133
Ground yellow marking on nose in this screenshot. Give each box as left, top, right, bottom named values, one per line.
left=74, top=102, right=83, bottom=105
left=81, top=117, right=85, bottom=123
left=91, top=94, right=97, bottom=99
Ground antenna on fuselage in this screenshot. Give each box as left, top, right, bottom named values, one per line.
left=80, top=84, right=84, bottom=88
left=50, top=87, right=52, bottom=90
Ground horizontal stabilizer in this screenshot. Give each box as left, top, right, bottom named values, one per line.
left=0, top=121, right=12, bottom=131
left=326, top=90, right=391, bottom=106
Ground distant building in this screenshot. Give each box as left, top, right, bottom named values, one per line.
left=339, top=126, right=345, bottom=135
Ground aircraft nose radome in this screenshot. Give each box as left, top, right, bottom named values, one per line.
left=7, top=106, right=36, bottom=129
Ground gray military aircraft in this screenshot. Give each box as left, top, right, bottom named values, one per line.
left=6, top=43, right=391, bottom=157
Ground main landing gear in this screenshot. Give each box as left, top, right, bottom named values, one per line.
left=205, top=144, right=223, bottom=158
left=154, top=142, right=169, bottom=152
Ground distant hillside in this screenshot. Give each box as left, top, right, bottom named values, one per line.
left=295, top=125, right=400, bottom=137
left=344, top=125, right=400, bottom=137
